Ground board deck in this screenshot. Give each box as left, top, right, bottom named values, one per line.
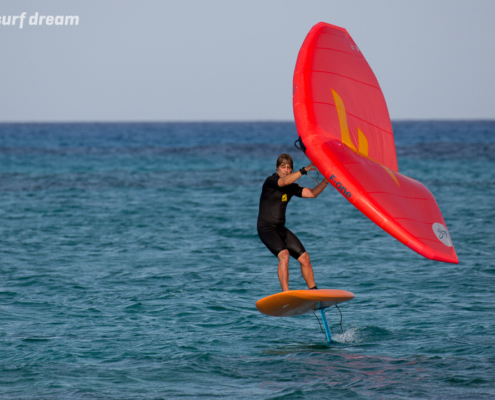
left=256, top=289, right=354, bottom=317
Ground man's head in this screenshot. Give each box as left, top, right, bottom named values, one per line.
left=276, top=153, right=293, bottom=178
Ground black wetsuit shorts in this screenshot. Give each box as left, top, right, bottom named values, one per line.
left=257, top=225, right=306, bottom=259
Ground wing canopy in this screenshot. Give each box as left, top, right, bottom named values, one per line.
left=293, top=22, right=458, bottom=263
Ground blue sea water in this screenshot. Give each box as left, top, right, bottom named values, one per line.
left=0, top=121, right=494, bottom=399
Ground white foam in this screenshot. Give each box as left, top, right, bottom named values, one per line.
left=332, top=327, right=363, bottom=343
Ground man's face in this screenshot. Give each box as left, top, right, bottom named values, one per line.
left=277, top=162, right=293, bottom=178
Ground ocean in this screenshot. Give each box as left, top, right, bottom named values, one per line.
left=0, top=121, right=494, bottom=399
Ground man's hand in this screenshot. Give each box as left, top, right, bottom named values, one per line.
left=304, top=163, right=316, bottom=173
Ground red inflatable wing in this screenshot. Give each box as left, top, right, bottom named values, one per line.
left=293, top=22, right=458, bottom=263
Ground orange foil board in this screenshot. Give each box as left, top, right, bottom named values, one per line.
left=256, top=289, right=354, bottom=317
left=293, top=22, right=458, bottom=263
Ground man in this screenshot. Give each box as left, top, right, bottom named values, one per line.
left=257, top=153, right=329, bottom=292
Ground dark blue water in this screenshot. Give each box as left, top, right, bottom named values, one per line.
left=1, top=122, right=494, bottom=399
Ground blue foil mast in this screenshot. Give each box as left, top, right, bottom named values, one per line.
left=318, top=302, right=332, bottom=343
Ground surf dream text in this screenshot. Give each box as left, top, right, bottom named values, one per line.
left=0, top=12, right=79, bottom=28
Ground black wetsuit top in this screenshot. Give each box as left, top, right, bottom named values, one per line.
left=257, top=173, right=306, bottom=259
left=257, top=173, right=303, bottom=229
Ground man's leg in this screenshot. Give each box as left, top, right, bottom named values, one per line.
left=277, top=250, right=290, bottom=292
left=297, top=252, right=316, bottom=289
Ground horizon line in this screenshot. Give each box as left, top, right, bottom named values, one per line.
left=0, top=119, right=494, bottom=124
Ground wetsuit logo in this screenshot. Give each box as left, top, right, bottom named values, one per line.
left=282, top=194, right=288, bottom=202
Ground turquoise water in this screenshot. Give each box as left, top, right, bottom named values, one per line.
left=0, top=122, right=494, bottom=399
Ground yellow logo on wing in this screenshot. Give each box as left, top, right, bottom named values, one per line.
left=282, top=194, right=288, bottom=202
left=332, top=89, right=368, bottom=156
left=331, top=88, right=399, bottom=187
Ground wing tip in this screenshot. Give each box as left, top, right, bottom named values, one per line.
left=406, top=239, right=459, bottom=264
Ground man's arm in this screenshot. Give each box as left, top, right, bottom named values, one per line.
left=302, top=179, right=329, bottom=198
left=278, top=163, right=315, bottom=187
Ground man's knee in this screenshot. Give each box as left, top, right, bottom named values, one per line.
left=298, top=252, right=311, bottom=266
left=277, top=249, right=290, bottom=263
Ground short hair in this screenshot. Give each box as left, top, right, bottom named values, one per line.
left=276, top=153, right=293, bottom=169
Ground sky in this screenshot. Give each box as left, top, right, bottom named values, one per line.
left=1, top=0, right=494, bottom=122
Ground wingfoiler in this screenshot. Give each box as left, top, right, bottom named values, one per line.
left=257, top=23, right=457, bottom=344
